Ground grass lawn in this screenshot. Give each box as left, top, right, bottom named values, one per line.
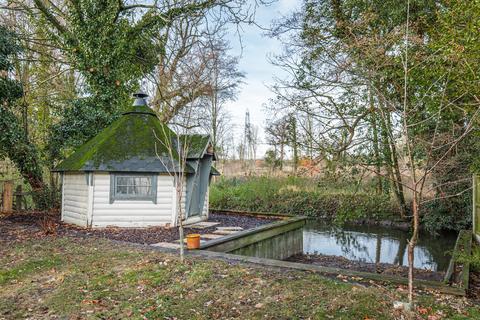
left=0, top=237, right=478, bottom=320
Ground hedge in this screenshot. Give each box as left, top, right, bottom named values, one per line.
left=209, top=177, right=401, bottom=223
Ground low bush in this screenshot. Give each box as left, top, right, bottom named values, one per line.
left=455, top=243, right=480, bottom=272
left=210, top=176, right=400, bottom=223
left=422, top=192, right=472, bottom=234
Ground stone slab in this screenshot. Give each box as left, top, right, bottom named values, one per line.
left=188, top=222, right=221, bottom=229
left=201, top=233, right=224, bottom=239
left=216, top=227, right=244, bottom=231
left=151, top=242, right=181, bottom=249
left=213, top=229, right=239, bottom=235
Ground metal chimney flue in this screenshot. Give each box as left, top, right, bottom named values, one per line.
left=133, top=91, right=148, bottom=107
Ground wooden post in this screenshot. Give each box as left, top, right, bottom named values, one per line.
left=473, top=175, right=476, bottom=237
left=2, top=180, right=13, bottom=214
left=15, top=185, right=22, bottom=211
left=473, top=175, right=480, bottom=244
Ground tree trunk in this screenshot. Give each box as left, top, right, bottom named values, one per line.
left=379, top=108, right=408, bottom=217
left=369, top=88, right=383, bottom=194
left=279, top=143, right=284, bottom=171
left=176, top=178, right=185, bottom=263
left=306, top=112, right=314, bottom=159
left=408, top=195, right=419, bottom=305
left=375, top=234, right=382, bottom=273
left=389, top=138, right=408, bottom=218
left=291, top=117, right=298, bottom=175
left=394, top=233, right=408, bottom=266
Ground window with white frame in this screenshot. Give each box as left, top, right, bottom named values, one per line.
left=110, top=174, right=157, bottom=203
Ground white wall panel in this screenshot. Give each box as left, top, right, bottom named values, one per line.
left=91, top=173, right=175, bottom=227
left=62, top=173, right=88, bottom=227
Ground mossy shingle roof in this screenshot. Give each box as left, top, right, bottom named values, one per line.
left=53, top=105, right=196, bottom=173
left=179, top=134, right=213, bottom=159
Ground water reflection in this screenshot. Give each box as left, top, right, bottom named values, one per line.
left=303, top=220, right=457, bottom=271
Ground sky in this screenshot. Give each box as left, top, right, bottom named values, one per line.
left=224, top=0, right=300, bottom=158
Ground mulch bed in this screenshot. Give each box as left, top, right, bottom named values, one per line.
left=286, top=253, right=445, bottom=282
left=0, top=211, right=278, bottom=245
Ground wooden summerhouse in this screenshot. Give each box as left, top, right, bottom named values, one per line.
left=52, top=93, right=218, bottom=228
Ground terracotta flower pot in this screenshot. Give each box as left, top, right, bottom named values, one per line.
left=186, top=234, right=201, bottom=249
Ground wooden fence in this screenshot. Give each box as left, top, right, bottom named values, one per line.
left=1, top=181, right=30, bottom=213
left=473, top=175, right=480, bottom=244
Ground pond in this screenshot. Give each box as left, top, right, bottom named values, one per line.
left=303, top=220, right=457, bottom=272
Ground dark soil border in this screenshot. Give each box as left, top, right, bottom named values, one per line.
left=286, top=253, right=445, bottom=282
left=0, top=211, right=279, bottom=244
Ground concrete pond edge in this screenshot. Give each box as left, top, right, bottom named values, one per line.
left=199, top=216, right=306, bottom=252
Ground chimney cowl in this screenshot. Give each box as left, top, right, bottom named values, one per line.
left=132, top=91, right=148, bottom=107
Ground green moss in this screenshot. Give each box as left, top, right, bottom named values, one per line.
left=475, top=208, right=480, bottom=236
left=53, top=106, right=212, bottom=173
left=0, top=256, right=63, bottom=284
left=180, top=134, right=210, bottom=158
left=54, top=105, right=180, bottom=172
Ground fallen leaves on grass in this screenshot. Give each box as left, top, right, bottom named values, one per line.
left=81, top=299, right=101, bottom=305
left=204, top=300, right=213, bottom=307
left=417, top=306, right=431, bottom=315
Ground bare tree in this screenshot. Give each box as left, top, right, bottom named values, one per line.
left=147, top=14, right=216, bottom=123
left=201, top=36, right=243, bottom=159
left=153, top=93, right=201, bottom=263
left=145, top=16, right=243, bottom=166
left=265, top=115, right=290, bottom=171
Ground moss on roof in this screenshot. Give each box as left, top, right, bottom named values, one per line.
left=53, top=105, right=194, bottom=173
left=179, top=134, right=211, bottom=159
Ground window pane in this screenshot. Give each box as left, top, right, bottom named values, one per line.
left=134, top=186, right=151, bottom=196
left=116, top=177, right=129, bottom=186
left=145, top=177, right=152, bottom=185
left=113, top=175, right=155, bottom=199
left=132, top=177, right=151, bottom=187
left=116, top=185, right=128, bottom=195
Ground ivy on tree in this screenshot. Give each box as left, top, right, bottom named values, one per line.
left=0, top=25, right=48, bottom=208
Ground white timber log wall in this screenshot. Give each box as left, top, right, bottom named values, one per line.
left=91, top=173, right=175, bottom=227
left=62, top=173, right=89, bottom=227
left=61, top=173, right=209, bottom=228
